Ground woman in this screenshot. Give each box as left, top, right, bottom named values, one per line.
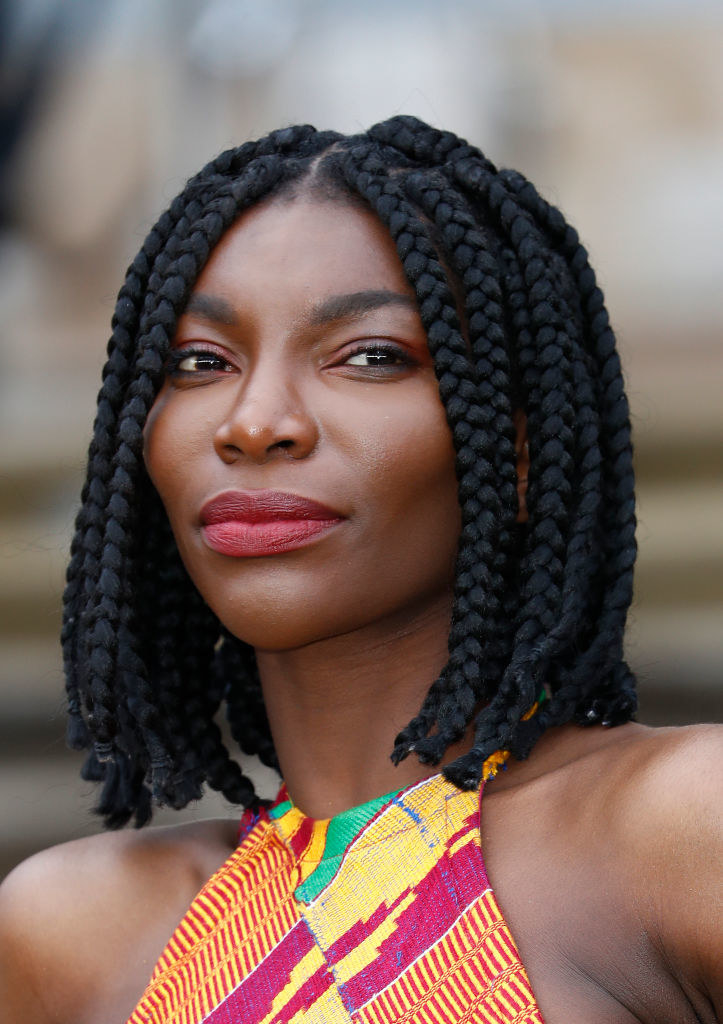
left=0, top=117, right=720, bottom=1024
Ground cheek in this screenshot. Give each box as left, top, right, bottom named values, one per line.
left=140, top=380, right=462, bottom=648
left=362, top=395, right=457, bottom=508
left=143, top=395, right=201, bottom=531
left=347, top=392, right=460, bottom=576
left=143, top=400, right=176, bottom=504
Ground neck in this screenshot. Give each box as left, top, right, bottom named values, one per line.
left=255, top=596, right=470, bottom=819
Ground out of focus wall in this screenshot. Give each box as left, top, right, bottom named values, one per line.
left=1, top=0, right=721, bottom=879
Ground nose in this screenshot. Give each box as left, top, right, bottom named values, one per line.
left=213, top=370, right=319, bottom=464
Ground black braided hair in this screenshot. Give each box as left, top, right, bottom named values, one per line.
left=62, top=116, right=637, bottom=826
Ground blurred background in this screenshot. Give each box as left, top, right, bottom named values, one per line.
left=1, top=0, right=721, bottom=880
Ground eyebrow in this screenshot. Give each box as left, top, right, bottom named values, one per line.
left=307, top=290, right=418, bottom=326
left=183, top=288, right=418, bottom=330
left=184, top=294, right=238, bottom=325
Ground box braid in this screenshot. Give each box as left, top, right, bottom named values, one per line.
left=62, top=116, right=636, bottom=826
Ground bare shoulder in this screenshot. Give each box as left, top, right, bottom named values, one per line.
left=0, top=816, right=238, bottom=1024
left=614, top=720, right=722, bottom=811
left=593, top=723, right=722, bottom=1017
left=601, top=723, right=723, bottom=870
left=553, top=722, right=722, bottom=903
left=482, top=722, right=721, bottom=1023
left=532, top=719, right=722, bottom=827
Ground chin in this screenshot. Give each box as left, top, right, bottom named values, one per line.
left=197, top=577, right=346, bottom=651
left=216, top=610, right=350, bottom=652
left=183, top=538, right=457, bottom=653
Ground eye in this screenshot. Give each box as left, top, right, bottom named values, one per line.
left=166, top=348, right=234, bottom=376
left=342, top=343, right=413, bottom=369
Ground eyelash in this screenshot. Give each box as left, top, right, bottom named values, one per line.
left=340, top=341, right=414, bottom=370
left=165, top=340, right=416, bottom=379
left=165, top=348, right=234, bottom=377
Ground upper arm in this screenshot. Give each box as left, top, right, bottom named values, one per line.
left=627, top=726, right=723, bottom=1017
left=0, top=833, right=155, bottom=1024
left=0, top=819, right=237, bottom=1024
left=0, top=852, right=70, bottom=1024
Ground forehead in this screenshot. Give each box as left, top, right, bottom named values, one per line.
left=189, top=196, right=416, bottom=308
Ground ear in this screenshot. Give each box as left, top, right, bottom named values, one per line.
left=513, top=409, right=529, bottom=524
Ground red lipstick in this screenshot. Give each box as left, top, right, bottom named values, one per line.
left=200, top=490, right=344, bottom=557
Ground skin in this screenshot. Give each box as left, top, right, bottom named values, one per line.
left=0, top=197, right=721, bottom=1024
left=143, top=197, right=463, bottom=811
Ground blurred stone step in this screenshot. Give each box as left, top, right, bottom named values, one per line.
left=0, top=483, right=721, bottom=638
left=0, top=752, right=279, bottom=882
left=627, top=606, right=722, bottom=725
left=0, top=606, right=720, bottom=741
left=632, top=481, right=723, bottom=606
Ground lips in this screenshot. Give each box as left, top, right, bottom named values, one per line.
left=199, top=490, right=344, bottom=557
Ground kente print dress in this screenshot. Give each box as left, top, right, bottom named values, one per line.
left=127, top=772, right=545, bottom=1023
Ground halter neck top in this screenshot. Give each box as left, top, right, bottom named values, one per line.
left=127, top=773, right=544, bottom=1023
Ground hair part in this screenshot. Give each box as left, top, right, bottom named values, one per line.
left=62, top=116, right=637, bottom=827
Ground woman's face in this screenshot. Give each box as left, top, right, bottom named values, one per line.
left=144, top=195, right=461, bottom=650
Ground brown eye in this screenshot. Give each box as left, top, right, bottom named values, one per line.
left=167, top=349, right=233, bottom=375
left=344, top=344, right=411, bottom=368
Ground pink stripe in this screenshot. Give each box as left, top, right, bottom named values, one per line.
left=265, top=964, right=336, bottom=1024
left=202, top=887, right=229, bottom=919
left=287, top=814, right=315, bottom=861
left=489, top=929, right=515, bottom=970
left=333, top=840, right=487, bottom=1010
left=506, top=972, right=532, bottom=1008
left=203, top=918, right=317, bottom=1023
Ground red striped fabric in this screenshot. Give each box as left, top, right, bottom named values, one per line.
left=127, top=774, right=544, bottom=1023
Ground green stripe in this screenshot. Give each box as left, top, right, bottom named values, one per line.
left=268, top=799, right=293, bottom=820
left=295, top=788, right=400, bottom=903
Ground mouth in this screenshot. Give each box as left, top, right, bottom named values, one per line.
left=199, top=489, right=345, bottom=557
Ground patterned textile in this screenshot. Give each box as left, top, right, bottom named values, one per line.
left=127, top=774, right=544, bottom=1023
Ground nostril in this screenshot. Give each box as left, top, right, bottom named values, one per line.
left=275, top=439, right=295, bottom=450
